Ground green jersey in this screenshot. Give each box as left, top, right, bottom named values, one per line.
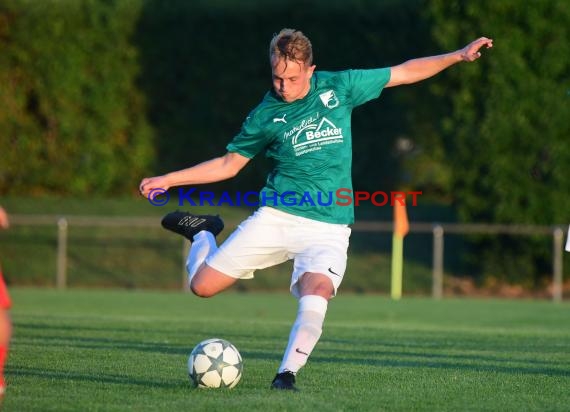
left=227, top=68, right=391, bottom=224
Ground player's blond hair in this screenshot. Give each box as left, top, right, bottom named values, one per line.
left=269, top=28, right=313, bottom=66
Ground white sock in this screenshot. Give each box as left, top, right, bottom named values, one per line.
left=278, top=295, right=328, bottom=374
left=186, top=231, right=218, bottom=281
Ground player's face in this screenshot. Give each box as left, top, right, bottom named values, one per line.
left=271, top=58, right=315, bottom=103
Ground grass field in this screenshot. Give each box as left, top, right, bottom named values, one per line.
left=5, top=288, right=570, bottom=411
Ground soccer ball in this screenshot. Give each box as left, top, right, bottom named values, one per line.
left=188, top=338, right=243, bottom=389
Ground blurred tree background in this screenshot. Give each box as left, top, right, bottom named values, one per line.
left=0, top=0, right=568, bottom=288
left=0, top=0, right=153, bottom=195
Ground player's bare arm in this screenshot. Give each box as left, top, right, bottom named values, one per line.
left=139, top=151, right=250, bottom=198
left=386, top=37, right=493, bottom=87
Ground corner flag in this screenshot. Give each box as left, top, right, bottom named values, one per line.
left=391, top=197, right=409, bottom=300
left=394, top=198, right=410, bottom=237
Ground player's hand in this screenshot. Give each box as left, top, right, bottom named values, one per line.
left=139, top=176, right=170, bottom=199
left=0, top=207, right=9, bottom=229
left=460, top=37, right=493, bottom=62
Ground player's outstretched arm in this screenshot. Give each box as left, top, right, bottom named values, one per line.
left=139, top=151, right=250, bottom=198
left=386, top=37, right=493, bottom=87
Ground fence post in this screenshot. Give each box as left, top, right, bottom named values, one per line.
left=552, top=227, right=564, bottom=303
left=56, top=217, right=68, bottom=289
left=432, top=224, right=444, bottom=299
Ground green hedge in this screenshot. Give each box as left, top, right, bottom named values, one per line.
left=0, top=0, right=153, bottom=196
left=424, top=0, right=570, bottom=284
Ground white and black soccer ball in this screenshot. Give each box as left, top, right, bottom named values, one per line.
left=188, top=338, right=243, bottom=389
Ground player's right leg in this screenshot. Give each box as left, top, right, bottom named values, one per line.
left=161, top=211, right=235, bottom=297
left=161, top=211, right=224, bottom=242
left=162, top=208, right=290, bottom=298
left=189, top=264, right=238, bottom=297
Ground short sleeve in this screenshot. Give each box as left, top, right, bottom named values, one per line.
left=346, top=68, right=391, bottom=107
left=226, top=112, right=269, bottom=159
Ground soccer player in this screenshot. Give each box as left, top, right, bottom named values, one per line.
left=139, top=29, right=492, bottom=390
left=0, top=207, right=12, bottom=397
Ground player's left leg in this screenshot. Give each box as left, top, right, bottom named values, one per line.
left=0, top=310, right=11, bottom=397
left=271, top=273, right=333, bottom=391
left=271, top=218, right=349, bottom=391
left=0, top=271, right=12, bottom=397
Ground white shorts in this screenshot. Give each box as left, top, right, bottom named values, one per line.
left=206, top=207, right=351, bottom=298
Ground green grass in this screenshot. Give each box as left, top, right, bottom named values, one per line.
left=5, top=288, right=570, bottom=411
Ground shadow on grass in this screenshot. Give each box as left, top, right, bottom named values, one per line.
left=15, top=321, right=284, bottom=361
left=7, top=366, right=186, bottom=389
left=15, top=323, right=570, bottom=379
left=311, top=345, right=570, bottom=378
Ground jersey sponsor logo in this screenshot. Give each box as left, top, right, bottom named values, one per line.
left=273, top=113, right=287, bottom=124
left=291, top=118, right=342, bottom=145
left=283, top=113, right=320, bottom=141
left=290, top=117, right=343, bottom=156
left=319, top=90, right=339, bottom=109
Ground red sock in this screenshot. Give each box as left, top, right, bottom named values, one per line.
left=0, top=346, right=7, bottom=388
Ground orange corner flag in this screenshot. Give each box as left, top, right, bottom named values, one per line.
left=394, top=197, right=409, bottom=237
left=391, top=196, right=409, bottom=300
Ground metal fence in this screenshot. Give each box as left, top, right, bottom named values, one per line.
left=5, top=214, right=568, bottom=302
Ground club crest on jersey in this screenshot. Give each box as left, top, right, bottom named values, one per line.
left=319, top=90, right=339, bottom=109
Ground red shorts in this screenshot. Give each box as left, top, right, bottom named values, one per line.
left=0, top=272, right=11, bottom=310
